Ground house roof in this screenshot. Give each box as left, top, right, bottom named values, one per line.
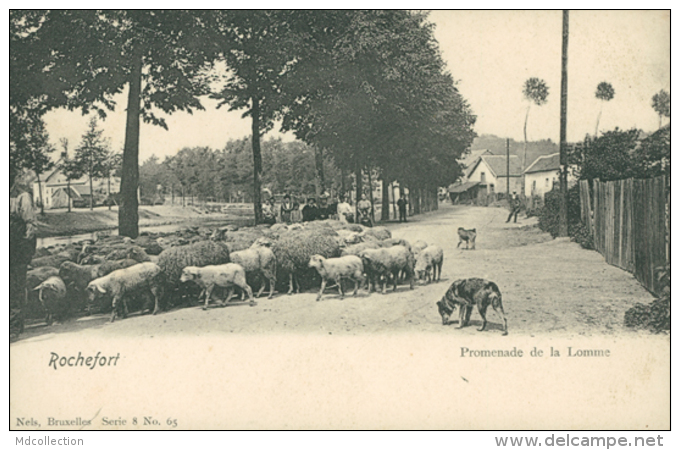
left=71, top=185, right=92, bottom=195
left=524, top=153, right=560, bottom=174
left=448, top=181, right=480, bottom=193
left=460, top=149, right=494, bottom=177
left=469, top=155, right=522, bottom=178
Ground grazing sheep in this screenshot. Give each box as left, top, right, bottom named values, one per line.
left=59, top=261, right=101, bottom=291
left=33, top=276, right=68, bottom=325
left=157, top=240, right=231, bottom=306
left=229, top=238, right=277, bottom=299
left=87, top=262, right=165, bottom=322
left=180, top=263, right=254, bottom=309
left=308, top=255, right=365, bottom=301
left=157, top=240, right=231, bottom=284
left=272, top=230, right=342, bottom=294
left=414, top=245, right=444, bottom=283
left=25, top=267, right=60, bottom=317
left=359, top=246, right=415, bottom=294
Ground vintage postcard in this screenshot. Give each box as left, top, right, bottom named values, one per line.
left=9, top=10, right=670, bottom=433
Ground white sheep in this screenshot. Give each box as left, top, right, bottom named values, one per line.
left=86, top=262, right=164, bottom=322
left=415, top=244, right=444, bottom=283
left=229, top=238, right=277, bottom=299
left=359, top=246, right=415, bottom=294
left=308, top=254, right=365, bottom=301
left=412, top=240, right=429, bottom=254
left=34, top=276, right=67, bottom=325
left=180, top=263, right=255, bottom=309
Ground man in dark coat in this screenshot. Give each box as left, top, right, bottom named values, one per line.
left=302, top=197, right=318, bottom=222
left=506, top=192, right=521, bottom=223
left=397, top=197, right=407, bottom=222
left=10, top=185, right=37, bottom=339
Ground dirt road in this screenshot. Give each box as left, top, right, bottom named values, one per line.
left=18, top=203, right=657, bottom=340
left=11, top=203, right=670, bottom=430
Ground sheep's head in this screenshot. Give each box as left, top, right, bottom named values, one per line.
left=86, top=282, right=107, bottom=303
left=180, top=267, right=200, bottom=283
left=253, top=237, right=273, bottom=248
left=127, top=247, right=150, bottom=262
left=308, top=255, right=324, bottom=270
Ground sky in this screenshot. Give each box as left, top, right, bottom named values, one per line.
left=41, top=10, right=670, bottom=164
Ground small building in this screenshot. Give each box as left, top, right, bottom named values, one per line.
left=33, top=166, right=121, bottom=210
left=466, top=154, right=522, bottom=196
left=523, top=153, right=576, bottom=198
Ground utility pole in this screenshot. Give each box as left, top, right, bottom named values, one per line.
left=506, top=138, right=511, bottom=197
left=558, top=10, right=569, bottom=237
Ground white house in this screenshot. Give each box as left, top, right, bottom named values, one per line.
left=523, top=153, right=577, bottom=198
left=33, top=165, right=121, bottom=209
left=466, top=154, right=522, bottom=196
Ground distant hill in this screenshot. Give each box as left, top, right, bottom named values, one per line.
left=467, top=134, right=559, bottom=170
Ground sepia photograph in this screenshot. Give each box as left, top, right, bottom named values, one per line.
left=8, top=9, right=670, bottom=434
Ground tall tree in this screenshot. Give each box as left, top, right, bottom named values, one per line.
left=651, top=89, right=670, bottom=129
left=22, top=119, right=56, bottom=215
left=594, top=81, right=615, bottom=137
left=59, top=138, right=82, bottom=213
left=100, top=152, right=123, bottom=209
left=522, top=77, right=549, bottom=171
left=210, top=11, right=301, bottom=224
left=27, top=10, right=219, bottom=236
left=74, top=116, right=111, bottom=210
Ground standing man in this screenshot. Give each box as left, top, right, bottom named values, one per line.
left=357, top=193, right=373, bottom=227
left=280, top=194, right=294, bottom=224
left=397, top=196, right=408, bottom=222
left=506, top=191, right=521, bottom=223
left=262, top=197, right=277, bottom=225
left=302, top=197, right=318, bottom=222
left=10, top=185, right=37, bottom=340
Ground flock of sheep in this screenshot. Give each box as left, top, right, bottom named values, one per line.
left=27, top=219, right=444, bottom=325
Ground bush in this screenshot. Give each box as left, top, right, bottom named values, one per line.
left=624, top=264, right=670, bottom=333
left=568, top=223, right=594, bottom=250
left=538, top=185, right=581, bottom=237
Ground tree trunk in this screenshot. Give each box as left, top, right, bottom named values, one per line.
left=367, top=166, right=375, bottom=223
left=36, top=174, right=45, bottom=215
left=251, top=96, right=264, bottom=224
left=107, top=177, right=111, bottom=210
left=381, top=178, right=390, bottom=221
left=89, top=172, right=94, bottom=211
left=558, top=10, right=569, bottom=238
left=67, top=178, right=71, bottom=213
left=314, top=145, right=325, bottom=201
left=340, top=168, right=346, bottom=199
left=594, top=102, right=602, bottom=138
left=355, top=167, right=362, bottom=220
left=522, top=104, right=531, bottom=195
left=118, top=45, right=143, bottom=238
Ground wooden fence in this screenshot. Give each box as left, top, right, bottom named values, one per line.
left=579, top=176, right=668, bottom=295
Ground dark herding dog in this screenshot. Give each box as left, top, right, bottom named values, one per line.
left=437, top=278, right=508, bottom=335
left=457, top=227, right=476, bottom=249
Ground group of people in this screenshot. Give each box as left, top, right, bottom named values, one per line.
left=261, top=193, right=359, bottom=225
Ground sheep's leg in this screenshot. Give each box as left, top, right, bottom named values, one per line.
left=381, top=276, right=387, bottom=295
left=293, top=274, right=300, bottom=293
left=316, top=279, right=327, bottom=302
left=287, top=273, right=294, bottom=295
left=203, top=284, right=215, bottom=310
left=393, top=271, right=399, bottom=291
left=337, top=278, right=344, bottom=299
left=240, top=283, right=255, bottom=306
left=256, top=272, right=265, bottom=298
left=223, top=287, right=234, bottom=305
left=150, top=285, right=161, bottom=315
left=268, top=276, right=275, bottom=299
left=110, top=295, right=122, bottom=323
